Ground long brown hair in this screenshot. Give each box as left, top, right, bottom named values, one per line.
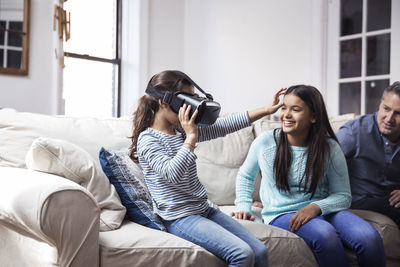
left=273, top=85, right=338, bottom=198
left=129, top=70, right=193, bottom=162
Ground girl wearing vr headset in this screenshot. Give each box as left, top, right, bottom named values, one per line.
left=232, top=85, right=386, bottom=267
left=129, top=70, right=285, bottom=267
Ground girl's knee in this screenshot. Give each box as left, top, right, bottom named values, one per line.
left=357, top=227, right=384, bottom=252
left=309, top=226, right=342, bottom=251
left=254, top=244, right=269, bottom=267
left=237, top=245, right=255, bottom=266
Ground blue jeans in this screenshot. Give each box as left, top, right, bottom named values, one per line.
left=162, top=207, right=269, bottom=267
left=269, top=210, right=385, bottom=267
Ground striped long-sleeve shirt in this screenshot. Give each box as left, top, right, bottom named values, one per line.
left=138, top=112, right=250, bottom=220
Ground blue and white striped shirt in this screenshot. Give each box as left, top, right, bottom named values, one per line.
left=138, top=112, right=250, bottom=220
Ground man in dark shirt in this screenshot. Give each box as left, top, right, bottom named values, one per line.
left=336, top=81, right=400, bottom=228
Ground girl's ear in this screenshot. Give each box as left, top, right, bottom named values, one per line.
left=311, top=114, right=316, bottom=124
left=158, top=99, right=169, bottom=109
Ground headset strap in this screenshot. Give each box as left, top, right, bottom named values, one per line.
left=145, top=71, right=214, bottom=102
left=174, top=71, right=214, bottom=100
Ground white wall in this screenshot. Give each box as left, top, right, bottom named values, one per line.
left=0, top=0, right=325, bottom=117
left=143, top=0, right=327, bottom=115
left=0, top=0, right=62, bottom=115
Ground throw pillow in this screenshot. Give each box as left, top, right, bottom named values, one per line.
left=25, top=137, right=127, bottom=231
left=99, top=147, right=166, bottom=231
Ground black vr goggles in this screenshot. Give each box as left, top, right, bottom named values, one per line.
left=145, top=71, right=221, bottom=125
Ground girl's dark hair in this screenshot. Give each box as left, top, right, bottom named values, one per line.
left=129, top=70, right=193, bottom=162
left=273, top=85, right=338, bottom=198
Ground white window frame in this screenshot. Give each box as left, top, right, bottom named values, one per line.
left=326, top=0, right=400, bottom=116
left=0, top=9, right=24, bottom=68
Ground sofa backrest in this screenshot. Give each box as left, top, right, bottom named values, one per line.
left=0, top=108, right=132, bottom=168
left=197, top=113, right=358, bottom=205
left=0, top=108, right=358, bottom=206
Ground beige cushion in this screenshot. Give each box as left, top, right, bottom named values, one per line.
left=195, top=126, right=254, bottom=205
left=349, top=209, right=400, bottom=262
left=25, top=137, right=126, bottom=231
left=252, top=117, right=281, bottom=137
left=0, top=108, right=131, bottom=168
left=329, top=113, right=357, bottom=132
left=99, top=220, right=225, bottom=267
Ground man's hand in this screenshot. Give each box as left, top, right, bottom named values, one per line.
left=230, top=211, right=255, bottom=221
left=289, top=203, right=321, bottom=232
left=389, top=190, right=400, bottom=208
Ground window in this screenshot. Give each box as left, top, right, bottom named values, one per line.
left=0, top=4, right=24, bottom=70
left=326, top=0, right=399, bottom=116
left=62, top=0, right=121, bottom=117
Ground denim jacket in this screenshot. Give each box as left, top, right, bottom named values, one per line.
left=336, top=113, right=400, bottom=202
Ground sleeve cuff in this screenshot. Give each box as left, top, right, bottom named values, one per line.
left=311, top=201, right=328, bottom=215
left=235, top=202, right=253, bottom=214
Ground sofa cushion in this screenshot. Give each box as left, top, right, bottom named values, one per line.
left=195, top=126, right=255, bottom=205
left=99, top=148, right=166, bottom=231
left=99, top=220, right=225, bottom=267
left=0, top=108, right=131, bottom=168
left=349, top=209, right=400, bottom=262
left=252, top=117, right=281, bottom=137
left=329, top=113, right=358, bottom=132
left=25, top=137, right=126, bottom=231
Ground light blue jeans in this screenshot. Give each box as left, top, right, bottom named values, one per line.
left=269, top=210, right=385, bottom=267
left=162, top=207, right=269, bottom=267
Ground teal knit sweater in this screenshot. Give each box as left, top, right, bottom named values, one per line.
left=235, top=129, right=352, bottom=224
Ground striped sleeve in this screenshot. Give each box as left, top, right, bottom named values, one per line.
left=138, top=133, right=197, bottom=184
left=197, top=111, right=251, bottom=142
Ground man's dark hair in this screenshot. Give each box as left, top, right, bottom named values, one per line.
left=382, top=81, right=400, bottom=99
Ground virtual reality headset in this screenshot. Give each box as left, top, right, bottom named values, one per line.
left=145, top=71, right=221, bottom=125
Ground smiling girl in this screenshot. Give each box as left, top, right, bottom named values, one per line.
left=232, top=85, right=386, bottom=267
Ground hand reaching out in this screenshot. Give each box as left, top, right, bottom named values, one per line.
left=264, top=88, right=286, bottom=115
left=247, top=87, right=287, bottom=122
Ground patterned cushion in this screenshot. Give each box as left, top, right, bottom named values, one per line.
left=99, top=148, right=166, bottom=231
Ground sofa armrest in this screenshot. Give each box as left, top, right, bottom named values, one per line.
left=0, top=167, right=100, bottom=267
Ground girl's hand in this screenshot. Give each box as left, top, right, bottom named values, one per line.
left=179, top=104, right=198, bottom=148
left=264, top=88, right=286, bottom=115
left=229, top=211, right=255, bottom=221
left=289, top=203, right=321, bottom=232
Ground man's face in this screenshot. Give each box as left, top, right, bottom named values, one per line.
left=377, top=91, right=400, bottom=143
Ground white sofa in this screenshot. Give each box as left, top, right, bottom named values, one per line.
left=0, top=108, right=399, bottom=267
